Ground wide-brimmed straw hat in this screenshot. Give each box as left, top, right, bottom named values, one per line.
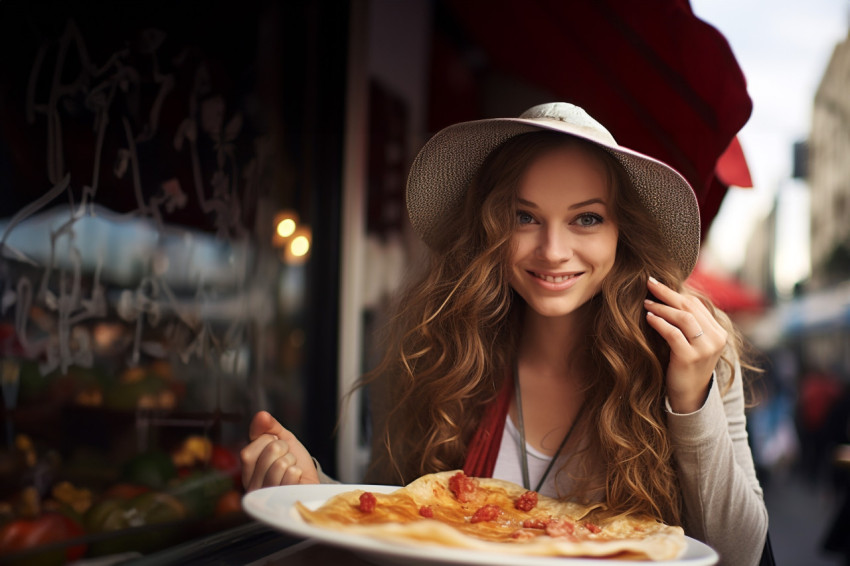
left=406, top=102, right=701, bottom=276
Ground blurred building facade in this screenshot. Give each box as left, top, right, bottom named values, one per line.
left=748, top=28, right=850, bottom=378
left=810, top=32, right=850, bottom=290
left=744, top=29, right=850, bottom=364
left=739, top=204, right=776, bottom=303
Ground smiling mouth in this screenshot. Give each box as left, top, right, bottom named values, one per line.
left=531, top=271, right=581, bottom=283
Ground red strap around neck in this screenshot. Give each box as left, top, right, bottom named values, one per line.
left=463, top=376, right=513, bottom=478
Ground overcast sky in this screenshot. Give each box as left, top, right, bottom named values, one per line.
left=690, top=0, right=848, bottom=291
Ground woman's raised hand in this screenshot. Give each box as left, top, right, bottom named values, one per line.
left=240, top=411, right=320, bottom=491
left=643, top=276, right=728, bottom=414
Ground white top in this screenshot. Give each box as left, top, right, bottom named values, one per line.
left=492, top=415, right=565, bottom=498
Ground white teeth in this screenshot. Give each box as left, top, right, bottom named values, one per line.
left=535, top=273, right=575, bottom=283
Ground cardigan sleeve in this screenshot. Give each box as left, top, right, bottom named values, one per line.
left=666, top=355, right=768, bottom=566
left=313, top=458, right=340, bottom=484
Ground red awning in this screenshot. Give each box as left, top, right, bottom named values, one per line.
left=431, top=0, right=753, bottom=236
left=716, top=136, right=753, bottom=188
left=686, top=264, right=765, bottom=313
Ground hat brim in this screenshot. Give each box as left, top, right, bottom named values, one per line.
left=406, top=116, right=701, bottom=276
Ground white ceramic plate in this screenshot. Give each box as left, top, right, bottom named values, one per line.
left=242, top=484, right=719, bottom=566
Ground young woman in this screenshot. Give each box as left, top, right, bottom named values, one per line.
left=241, top=103, right=768, bottom=565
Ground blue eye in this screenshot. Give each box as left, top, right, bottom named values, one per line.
left=517, top=211, right=535, bottom=225
left=575, top=213, right=603, bottom=227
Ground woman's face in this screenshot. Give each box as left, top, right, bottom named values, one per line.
left=508, top=143, right=619, bottom=319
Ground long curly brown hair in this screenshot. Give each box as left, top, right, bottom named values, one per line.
left=363, top=131, right=742, bottom=526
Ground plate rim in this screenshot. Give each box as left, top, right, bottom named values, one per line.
left=242, top=483, right=719, bottom=566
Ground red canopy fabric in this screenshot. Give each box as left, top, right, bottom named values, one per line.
left=686, top=264, right=765, bottom=313
left=716, top=136, right=753, bottom=188
left=431, top=0, right=753, bottom=237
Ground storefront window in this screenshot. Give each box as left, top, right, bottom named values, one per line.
left=0, top=1, right=348, bottom=561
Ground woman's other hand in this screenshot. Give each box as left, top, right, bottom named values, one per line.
left=644, top=276, right=728, bottom=414
left=240, top=411, right=320, bottom=491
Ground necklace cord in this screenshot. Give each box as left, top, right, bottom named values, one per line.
left=513, top=361, right=584, bottom=493
left=514, top=359, right=531, bottom=490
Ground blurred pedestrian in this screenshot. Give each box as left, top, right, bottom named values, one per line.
left=795, top=365, right=843, bottom=485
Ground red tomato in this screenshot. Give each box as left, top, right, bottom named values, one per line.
left=209, top=445, right=241, bottom=486
left=214, top=490, right=243, bottom=517
left=102, top=483, right=152, bottom=500
left=0, top=512, right=86, bottom=562
left=358, top=492, right=377, bottom=513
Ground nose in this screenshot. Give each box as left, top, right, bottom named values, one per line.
left=536, top=224, right=573, bottom=263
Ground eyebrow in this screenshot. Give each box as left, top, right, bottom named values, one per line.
left=517, top=197, right=607, bottom=210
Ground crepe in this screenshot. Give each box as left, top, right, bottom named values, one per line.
left=296, top=470, right=687, bottom=561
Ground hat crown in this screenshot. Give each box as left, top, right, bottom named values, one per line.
left=519, top=103, right=617, bottom=146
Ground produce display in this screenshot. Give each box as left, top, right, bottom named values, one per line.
left=0, top=359, right=247, bottom=564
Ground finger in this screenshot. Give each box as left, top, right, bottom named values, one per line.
left=646, top=306, right=728, bottom=366
left=646, top=276, right=686, bottom=306
left=247, top=439, right=293, bottom=491
left=249, top=411, right=288, bottom=442
left=240, top=434, right=277, bottom=490
left=644, top=299, right=705, bottom=342
left=646, top=311, right=693, bottom=351
left=647, top=277, right=713, bottom=317
left=262, top=451, right=298, bottom=487
left=245, top=413, right=320, bottom=486
left=645, top=278, right=718, bottom=334
left=281, top=463, right=304, bottom=485
left=688, top=328, right=706, bottom=342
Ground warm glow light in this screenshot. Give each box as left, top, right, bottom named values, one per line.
left=290, top=235, right=310, bottom=257
left=276, top=218, right=296, bottom=238
left=272, top=210, right=300, bottom=247
left=283, top=226, right=312, bottom=265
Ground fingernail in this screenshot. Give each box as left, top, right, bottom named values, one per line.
left=648, top=276, right=659, bottom=285
left=646, top=311, right=656, bottom=318
left=644, top=299, right=655, bottom=305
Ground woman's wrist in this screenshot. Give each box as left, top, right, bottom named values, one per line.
left=667, top=378, right=712, bottom=414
